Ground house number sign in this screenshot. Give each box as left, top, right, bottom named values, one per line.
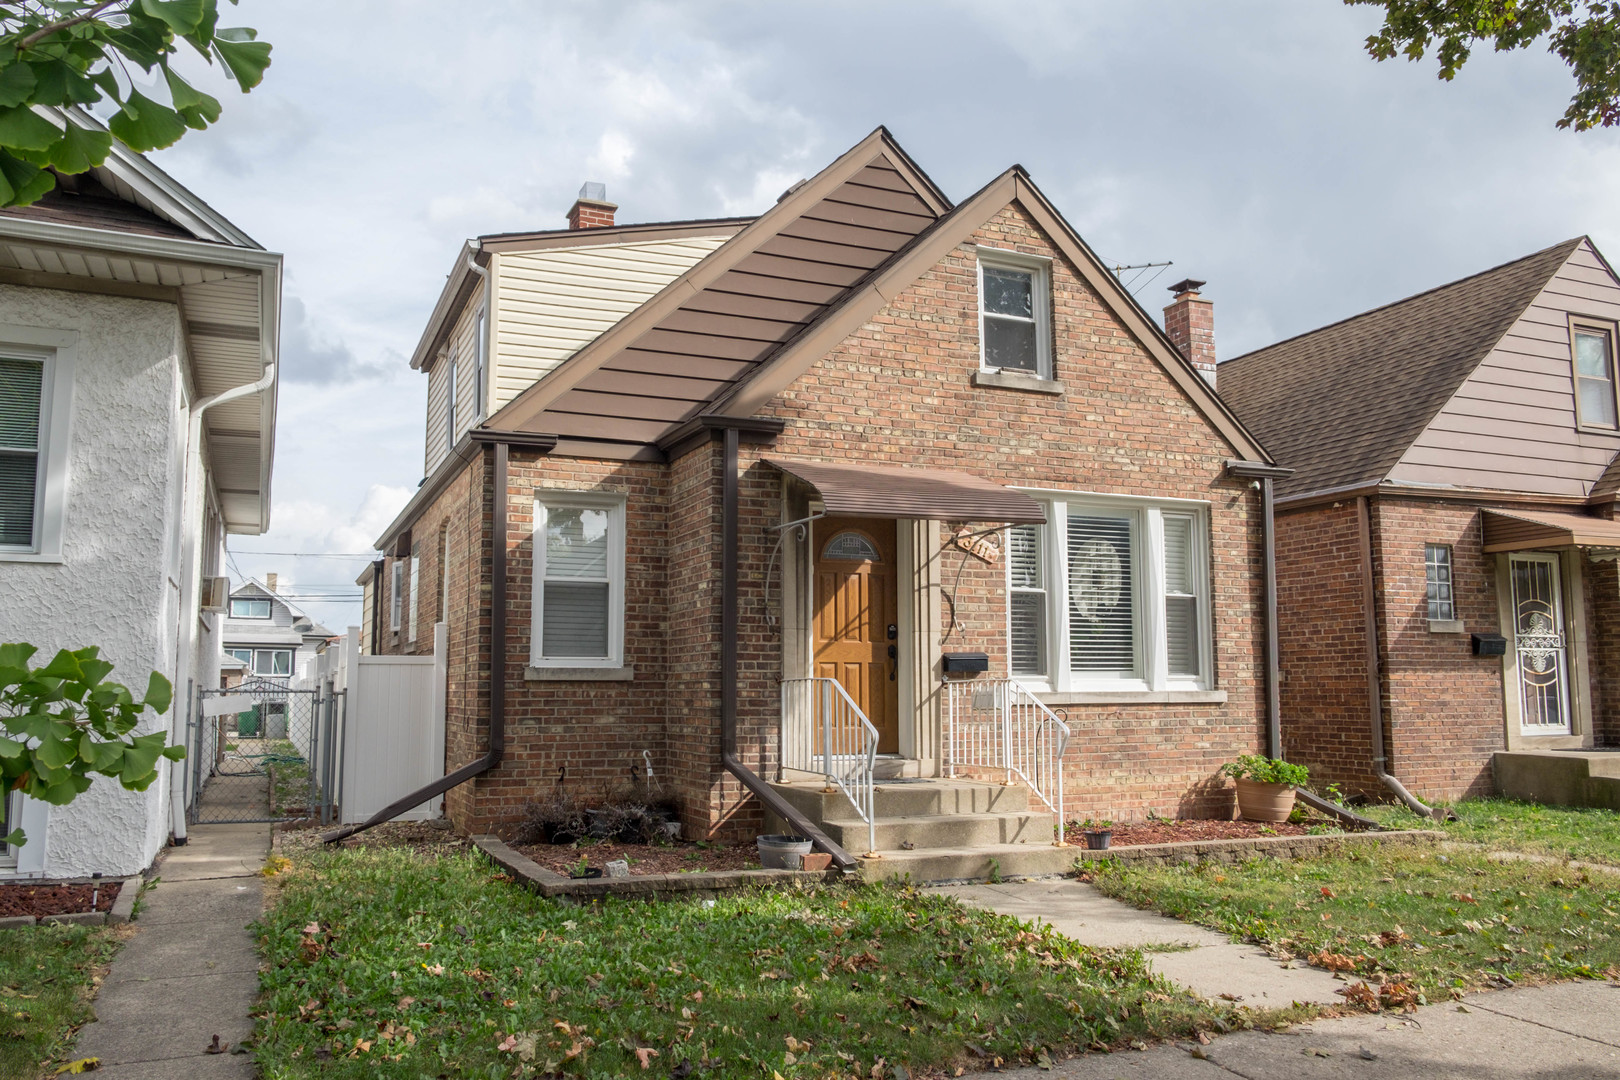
left=951, top=526, right=1003, bottom=564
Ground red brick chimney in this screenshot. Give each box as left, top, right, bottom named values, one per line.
left=566, top=181, right=617, bottom=230
left=1163, top=278, right=1217, bottom=387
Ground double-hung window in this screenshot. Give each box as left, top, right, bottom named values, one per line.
left=444, top=347, right=458, bottom=453
left=977, top=249, right=1051, bottom=379
left=1573, top=323, right=1619, bottom=431
left=473, top=307, right=487, bottom=422
left=390, top=560, right=404, bottom=632
left=532, top=494, right=625, bottom=668
left=1009, top=494, right=1211, bottom=693
left=0, top=329, right=72, bottom=560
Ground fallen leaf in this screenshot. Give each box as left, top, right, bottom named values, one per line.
left=636, top=1047, right=659, bottom=1069
left=1320, top=887, right=1336, bottom=899
left=1303, top=1047, right=1331, bottom=1058
left=204, top=1036, right=226, bottom=1055
left=51, top=1060, right=101, bottom=1075
left=1359, top=1047, right=1377, bottom=1061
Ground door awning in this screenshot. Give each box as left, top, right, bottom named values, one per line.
left=1481, top=508, right=1620, bottom=553
left=764, top=457, right=1046, bottom=524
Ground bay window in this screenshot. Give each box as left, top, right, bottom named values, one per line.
left=1008, top=494, right=1211, bottom=693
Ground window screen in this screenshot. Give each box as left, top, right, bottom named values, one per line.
left=540, top=506, right=611, bottom=659
left=1575, top=329, right=1617, bottom=429
left=1067, top=513, right=1136, bottom=675
left=0, top=356, right=43, bottom=548
left=981, top=265, right=1039, bottom=372
left=1163, top=515, right=1200, bottom=678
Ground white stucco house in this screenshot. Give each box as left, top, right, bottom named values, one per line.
left=222, top=576, right=334, bottom=683
left=0, top=109, right=282, bottom=878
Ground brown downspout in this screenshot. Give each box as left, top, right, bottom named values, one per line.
left=368, top=559, right=384, bottom=655
left=325, top=433, right=549, bottom=843
left=716, top=426, right=856, bottom=869
left=1357, top=495, right=1434, bottom=818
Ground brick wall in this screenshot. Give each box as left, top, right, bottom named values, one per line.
left=1586, top=504, right=1620, bottom=746
left=1371, top=498, right=1501, bottom=801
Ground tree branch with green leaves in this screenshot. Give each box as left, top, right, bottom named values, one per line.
left=0, top=0, right=271, bottom=207
left=0, top=641, right=183, bottom=848
left=1349, top=0, right=1620, bottom=130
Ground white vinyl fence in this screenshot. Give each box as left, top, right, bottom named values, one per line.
left=297, top=622, right=447, bottom=824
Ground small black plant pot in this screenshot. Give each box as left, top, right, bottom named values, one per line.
left=568, top=867, right=603, bottom=880
left=1083, top=830, right=1112, bottom=850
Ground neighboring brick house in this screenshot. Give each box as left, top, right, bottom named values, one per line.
left=359, top=128, right=1282, bottom=864
left=1221, top=239, right=1620, bottom=808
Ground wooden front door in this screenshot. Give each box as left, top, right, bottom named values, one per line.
left=813, top=516, right=900, bottom=754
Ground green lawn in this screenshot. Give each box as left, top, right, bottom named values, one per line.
left=0, top=923, right=123, bottom=1078
left=1088, top=839, right=1619, bottom=1010
left=1364, top=797, right=1620, bottom=867
left=253, top=846, right=1246, bottom=1079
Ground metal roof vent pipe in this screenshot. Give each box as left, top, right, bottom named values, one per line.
left=567, top=182, right=617, bottom=230
left=1164, top=278, right=1217, bottom=387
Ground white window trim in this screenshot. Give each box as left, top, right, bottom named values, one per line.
left=1007, top=488, right=1213, bottom=694
left=0, top=792, right=48, bottom=875
left=976, top=246, right=1052, bottom=381
left=408, top=549, right=420, bottom=643
left=0, top=326, right=76, bottom=563
left=530, top=491, right=626, bottom=669
left=1571, top=319, right=1620, bottom=434
left=390, top=559, right=404, bottom=632
left=229, top=597, right=273, bottom=619
left=253, top=648, right=292, bottom=677
left=473, top=307, right=488, bottom=422
left=444, top=347, right=458, bottom=454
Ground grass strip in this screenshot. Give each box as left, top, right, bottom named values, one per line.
left=1089, top=839, right=1620, bottom=1010
left=254, top=846, right=1245, bottom=1078
left=1364, top=797, right=1620, bottom=867
left=0, top=923, right=123, bottom=1079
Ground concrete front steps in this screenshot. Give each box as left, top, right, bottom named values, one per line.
left=1494, top=749, right=1620, bottom=810
left=766, top=777, right=1074, bottom=883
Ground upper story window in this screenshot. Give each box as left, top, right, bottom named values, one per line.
left=1425, top=544, right=1455, bottom=622
left=1009, top=495, right=1211, bottom=693
left=532, top=494, right=626, bottom=668
left=444, top=347, right=458, bottom=453
left=1573, top=324, right=1618, bottom=431
left=230, top=597, right=272, bottom=619
left=978, top=249, right=1051, bottom=379
left=390, top=559, right=404, bottom=633
left=473, top=307, right=487, bottom=422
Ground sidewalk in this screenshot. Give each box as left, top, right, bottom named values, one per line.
left=944, top=880, right=1620, bottom=1079
left=70, top=823, right=269, bottom=1078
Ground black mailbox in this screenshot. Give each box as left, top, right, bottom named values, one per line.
left=942, top=651, right=990, bottom=673
left=1472, top=633, right=1508, bottom=657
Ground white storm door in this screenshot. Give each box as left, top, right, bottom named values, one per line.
left=1509, top=553, right=1571, bottom=736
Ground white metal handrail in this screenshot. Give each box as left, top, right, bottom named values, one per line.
left=779, top=677, right=878, bottom=855
left=945, top=679, right=1071, bottom=845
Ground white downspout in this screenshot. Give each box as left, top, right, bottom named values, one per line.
left=169, top=362, right=278, bottom=844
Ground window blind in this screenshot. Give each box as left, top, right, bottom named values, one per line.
left=1008, top=524, right=1045, bottom=676
left=0, top=357, right=43, bottom=548
left=541, top=507, right=611, bottom=659
left=1163, top=515, right=1200, bottom=678
left=1067, top=514, right=1135, bottom=674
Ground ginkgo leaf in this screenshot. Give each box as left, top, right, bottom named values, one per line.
left=46, top=120, right=111, bottom=174
left=107, top=89, right=188, bottom=152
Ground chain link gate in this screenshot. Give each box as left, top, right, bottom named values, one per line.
left=190, top=677, right=343, bottom=824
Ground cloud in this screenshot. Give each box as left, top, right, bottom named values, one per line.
left=278, top=295, right=385, bottom=385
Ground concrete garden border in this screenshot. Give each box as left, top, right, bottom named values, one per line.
left=0, top=874, right=142, bottom=929
left=472, top=835, right=844, bottom=900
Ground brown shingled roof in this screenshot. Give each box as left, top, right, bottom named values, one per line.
left=1218, top=239, right=1583, bottom=499
left=0, top=169, right=197, bottom=240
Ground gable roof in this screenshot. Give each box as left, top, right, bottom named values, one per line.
left=228, top=578, right=332, bottom=635
left=1218, top=239, right=1584, bottom=500
left=482, top=128, right=1265, bottom=463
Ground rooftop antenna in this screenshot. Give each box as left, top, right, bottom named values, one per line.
left=1107, top=259, right=1175, bottom=295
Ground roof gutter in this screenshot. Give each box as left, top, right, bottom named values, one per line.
left=325, top=431, right=547, bottom=843
left=1357, top=495, right=1435, bottom=819
left=717, top=425, right=856, bottom=869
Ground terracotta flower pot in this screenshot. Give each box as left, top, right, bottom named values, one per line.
left=1234, top=779, right=1296, bottom=823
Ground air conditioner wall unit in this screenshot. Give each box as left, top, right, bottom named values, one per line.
left=201, top=576, right=230, bottom=613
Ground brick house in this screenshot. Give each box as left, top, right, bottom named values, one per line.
left=1220, top=239, right=1620, bottom=811
left=355, top=129, right=1284, bottom=872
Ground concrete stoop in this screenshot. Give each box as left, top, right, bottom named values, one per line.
left=1494, top=749, right=1620, bottom=810
left=766, top=778, right=1070, bottom=882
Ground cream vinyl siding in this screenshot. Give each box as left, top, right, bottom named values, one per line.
left=423, top=298, right=483, bottom=475
left=1393, top=239, right=1620, bottom=497
left=491, top=237, right=728, bottom=410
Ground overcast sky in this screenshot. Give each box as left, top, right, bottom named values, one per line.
left=153, top=1, right=1620, bottom=632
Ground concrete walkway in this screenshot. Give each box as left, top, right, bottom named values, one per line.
left=71, top=823, right=269, bottom=1078
left=941, top=880, right=1346, bottom=1006
left=942, top=879, right=1620, bottom=1079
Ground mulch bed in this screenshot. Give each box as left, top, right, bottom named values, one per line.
left=511, top=839, right=759, bottom=877
left=1064, top=818, right=1317, bottom=847
left=0, top=880, right=120, bottom=919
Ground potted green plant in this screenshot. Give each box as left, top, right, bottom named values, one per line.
left=1079, top=819, right=1113, bottom=850
left=568, top=854, right=602, bottom=880
left=1220, top=755, right=1309, bottom=823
